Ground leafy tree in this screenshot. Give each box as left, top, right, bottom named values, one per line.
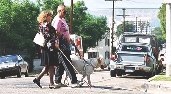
left=80, top=14, right=108, bottom=52
left=158, top=4, right=166, bottom=39
left=151, top=27, right=165, bottom=44
left=67, top=1, right=108, bottom=52
left=0, top=0, right=40, bottom=71
left=116, top=22, right=134, bottom=37
left=11, top=0, right=40, bottom=71
left=0, top=0, right=13, bottom=55
left=40, top=0, right=63, bottom=16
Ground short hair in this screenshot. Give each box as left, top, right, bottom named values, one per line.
left=57, top=4, right=66, bottom=12
left=37, top=10, right=53, bottom=23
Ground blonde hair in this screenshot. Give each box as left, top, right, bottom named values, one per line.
left=37, top=10, right=53, bottom=23
left=57, top=4, right=66, bottom=12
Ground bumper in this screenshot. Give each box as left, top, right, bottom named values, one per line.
left=110, top=64, right=152, bottom=73
left=0, top=67, right=19, bottom=77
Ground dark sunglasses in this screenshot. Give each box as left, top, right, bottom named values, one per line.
left=61, top=10, right=67, bottom=14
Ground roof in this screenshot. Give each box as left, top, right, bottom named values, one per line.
left=121, top=33, right=155, bottom=38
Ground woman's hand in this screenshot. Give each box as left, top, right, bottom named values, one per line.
left=55, top=43, right=60, bottom=49
left=56, top=31, right=62, bottom=37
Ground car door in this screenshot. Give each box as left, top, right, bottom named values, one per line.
left=17, top=55, right=26, bottom=72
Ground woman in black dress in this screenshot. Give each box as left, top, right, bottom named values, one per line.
left=33, top=10, right=59, bottom=89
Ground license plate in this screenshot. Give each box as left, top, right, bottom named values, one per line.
left=125, top=70, right=134, bottom=72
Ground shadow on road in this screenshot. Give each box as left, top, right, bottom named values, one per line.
left=78, top=85, right=132, bottom=91
left=121, top=75, right=148, bottom=79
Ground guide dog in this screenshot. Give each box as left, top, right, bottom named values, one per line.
left=64, top=57, right=107, bottom=87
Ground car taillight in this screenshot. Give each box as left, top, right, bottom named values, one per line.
left=144, top=55, right=150, bottom=63
left=110, top=54, right=118, bottom=60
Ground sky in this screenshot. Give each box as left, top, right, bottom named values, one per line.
left=63, top=0, right=163, bottom=27
left=63, top=0, right=163, bottom=11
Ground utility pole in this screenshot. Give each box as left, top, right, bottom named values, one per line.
left=122, top=8, right=126, bottom=33
left=117, top=8, right=129, bottom=33
left=70, top=0, right=73, bottom=34
left=105, top=0, right=122, bottom=55
left=136, top=17, right=137, bottom=32
left=111, top=0, right=114, bottom=55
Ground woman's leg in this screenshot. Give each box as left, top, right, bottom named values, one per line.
left=36, top=66, right=48, bottom=80
left=48, top=66, right=55, bottom=85
left=33, top=66, right=48, bottom=88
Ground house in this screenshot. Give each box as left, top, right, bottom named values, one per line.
left=86, top=32, right=111, bottom=67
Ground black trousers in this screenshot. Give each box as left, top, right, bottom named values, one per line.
left=55, top=51, right=77, bottom=84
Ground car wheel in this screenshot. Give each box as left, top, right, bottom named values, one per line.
left=108, top=66, right=110, bottom=71
left=1, top=76, right=5, bottom=79
left=25, top=68, right=29, bottom=77
left=17, top=68, right=21, bottom=77
left=110, top=70, right=116, bottom=77
left=146, top=72, right=152, bottom=78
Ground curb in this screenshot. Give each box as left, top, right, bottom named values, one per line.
left=141, top=82, right=171, bottom=93
left=141, top=75, right=171, bottom=93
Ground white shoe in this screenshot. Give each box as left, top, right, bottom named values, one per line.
left=71, top=81, right=81, bottom=88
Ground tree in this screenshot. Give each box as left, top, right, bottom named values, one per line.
left=151, top=27, right=165, bottom=45
left=0, top=0, right=40, bottom=71
left=69, top=1, right=108, bottom=52
left=116, top=22, right=134, bottom=37
left=0, top=0, right=13, bottom=55
left=158, top=4, right=166, bottom=39
left=40, top=0, right=63, bottom=16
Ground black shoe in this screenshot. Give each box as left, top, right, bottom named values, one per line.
left=33, top=78, right=42, bottom=88
left=49, top=85, right=54, bottom=89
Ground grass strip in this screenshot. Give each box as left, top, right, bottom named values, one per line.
left=152, top=72, right=171, bottom=81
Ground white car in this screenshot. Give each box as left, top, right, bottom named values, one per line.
left=0, top=55, right=29, bottom=79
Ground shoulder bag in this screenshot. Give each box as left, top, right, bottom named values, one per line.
left=33, top=32, right=46, bottom=47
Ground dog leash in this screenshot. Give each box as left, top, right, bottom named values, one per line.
left=59, top=49, right=92, bottom=89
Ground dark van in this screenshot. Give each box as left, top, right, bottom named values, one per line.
left=118, top=33, right=159, bottom=59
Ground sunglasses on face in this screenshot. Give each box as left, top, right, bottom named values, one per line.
left=60, top=10, right=67, bottom=14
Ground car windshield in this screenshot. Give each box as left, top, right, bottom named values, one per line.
left=123, top=35, right=152, bottom=44
left=125, top=37, right=137, bottom=42
left=139, top=37, right=150, bottom=43
left=121, top=45, right=149, bottom=52
left=6, top=56, right=18, bottom=62
left=0, top=58, right=3, bottom=64
left=0, top=57, right=8, bottom=63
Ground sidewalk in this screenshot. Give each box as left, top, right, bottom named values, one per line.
left=141, top=75, right=171, bottom=93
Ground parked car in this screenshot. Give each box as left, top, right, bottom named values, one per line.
left=110, top=43, right=158, bottom=78
left=118, top=32, right=160, bottom=60
left=0, top=54, right=29, bottom=79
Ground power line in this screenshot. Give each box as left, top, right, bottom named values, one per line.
left=98, top=8, right=160, bottom=9
left=125, top=0, right=161, bottom=4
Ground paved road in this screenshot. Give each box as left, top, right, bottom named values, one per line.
left=0, top=70, right=153, bottom=94
left=1, top=70, right=171, bottom=94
